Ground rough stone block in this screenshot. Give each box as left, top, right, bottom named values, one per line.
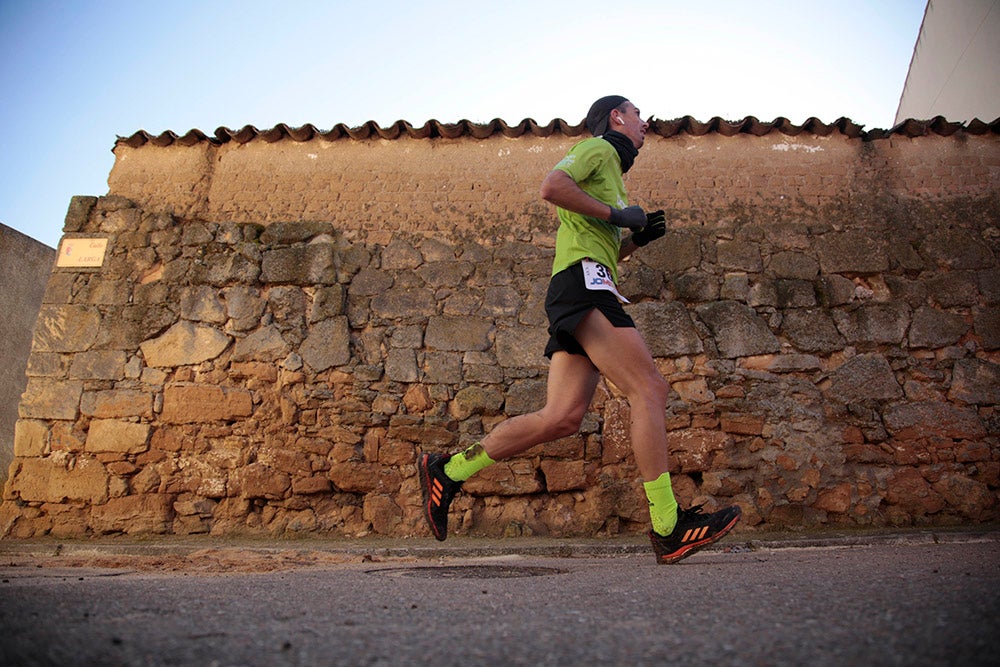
left=769, top=251, right=818, bottom=279
left=14, top=456, right=108, bottom=504
left=720, top=273, right=750, bottom=301
left=885, top=275, right=929, bottom=307
left=696, top=301, right=780, bottom=358
left=826, top=354, right=902, bottom=403
left=720, top=413, right=765, bottom=435
left=540, top=459, right=586, bottom=492
left=232, top=325, right=292, bottom=362
left=463, top=459, right=542, bottom=496
left=673, top=378, right=714, bottom=404
left=666, top=428, right=730, bottom=473
left=32, top=305, right=101, bottom=353
left=978, top=268, right=1000, bottom=304
left=766, top=354, right=822, bottom=373
left=884, top=468, right=944, bottom=516
left=161, top=384, right=253, bottom=423
left=418, top=261, right=474, bottom=288
left=370, top=287, right=436, bottom=321
left=616, top=262, right=664, bottom=302
left=298, top=317, right=351, bottom=372
left=425, top=316, right=493, bottom=352
left=883, top=401, right=986, bottom=440
left=504, top=378, right=546, bottom=416
left=386, top=422, right=455, bottom=448
left=363, top=493, right=403, bottom=534
left=921, top=229, right=995, bottom=270
left=974, top=306, right=1000, bottom=349
left=628, top=301, right=704, bottom=357
left=450, top=385, right=504, bottom=419
left=63, top=195, right=97, bottom=232
left=68, top=350, right=128, bottom=380
left=385, top=349, right=418, bottom=382
left=18, top=379, right=83, bottom=420
left=748, top=279, right=778, bottom=307
left=832, top=302, right=910, bottom=345
left=348, top=268, right=394, bottom=298
left=672, top=273, right=720, bottom=302
left=928, top=272, right=982, bottom=309
left=179, top=286, right=227, bottom=323
left=257, top=447, right=312, bottom=476
left=13, top=420, right=48, bottom=457
left=948, top=358, right=1000, bottom=405
left=328, top=461, right=379, bottom=493
left=402, top=385, right=434, bottom=414
left=381, top=239, right=422, bottom=270
left=716, top=240, right=763, bottom=272
left=909, top=306, right=969, bottom=349
left=292, top=475, right=332, bottom=495
left=814, top=483, right=853, bottom=514
left=310, top=285, right=346, bottom=322
left=90, top=494, right=174, bottom=534
left=494, top=325, right=548, bottom=369
left=140, top=321, right=231, bottom=367
left=423, top=351, right=463, bottom=383
left=816, top=274, right=856, bottom=307
left=775, top=279, right=816, bottom=308
left=641, top=232, right=701, bottom=272
left=191, top=245, right=261, bottom=285
left=933, top=473, right=995, bottom=520
left=85, top=419, right=151, bottom=454
left=818, top=233, right=888, bottom=274
left=230, top=462, right=290, bottom=499
left=259, top=221, right=335, bottom=245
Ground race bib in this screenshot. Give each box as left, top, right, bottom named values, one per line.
left=581, top=260, right=630, bottom=304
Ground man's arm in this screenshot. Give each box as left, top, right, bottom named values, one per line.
left=539, top=170, right=613, bottom=221
left=540, top=170, right=646, bottom=231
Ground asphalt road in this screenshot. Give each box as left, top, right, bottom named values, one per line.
left=1, top=536, right=998, bottom=666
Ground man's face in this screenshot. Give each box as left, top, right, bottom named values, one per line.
left=615, top=102, right=648, bottom=149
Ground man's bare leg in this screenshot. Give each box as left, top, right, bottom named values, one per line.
left=572, top=310, right=671, bottom=481
left=480, top=350, right=601, bottom=460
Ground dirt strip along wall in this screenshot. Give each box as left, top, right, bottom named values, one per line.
left=2, top=125, right=998, bottom=539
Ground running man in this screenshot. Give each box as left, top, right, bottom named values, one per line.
left=419, top=95, right=741, bottom=564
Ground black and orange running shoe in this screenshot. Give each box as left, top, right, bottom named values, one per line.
left=649, top=504, right=742, bottom=564
left=418, top=452, right=462, bottom=541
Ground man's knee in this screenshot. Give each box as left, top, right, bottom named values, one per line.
left=641, top=373, right=670, bottom=407
left=544, top=407, right=587, bottom=439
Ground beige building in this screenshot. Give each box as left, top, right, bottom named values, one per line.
left=896, top=0, right=1000, bottom=124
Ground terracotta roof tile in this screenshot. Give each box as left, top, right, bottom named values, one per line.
left=115, top=115, right=1000, bottom=149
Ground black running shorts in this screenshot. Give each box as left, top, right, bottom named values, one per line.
left=543, top=261, right=635, bottom=358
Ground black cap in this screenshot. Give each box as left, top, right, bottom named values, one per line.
left=586, top=95, right=628, bottom=136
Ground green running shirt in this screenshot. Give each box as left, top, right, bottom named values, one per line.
left=550, top=136, right=628, bottom=283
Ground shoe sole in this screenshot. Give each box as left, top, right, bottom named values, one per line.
left=418, top=453, right=448, bottom=541
left=656, top=509, right=742, bottom=565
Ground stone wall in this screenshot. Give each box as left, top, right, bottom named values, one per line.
left=0, top=225, right=56, bottom=485
left=2, top=121, right=998, bottom=539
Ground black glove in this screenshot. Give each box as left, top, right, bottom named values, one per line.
left=632, top=210, right=666, bottom=247
left=608, top=205, right=647, bottom=231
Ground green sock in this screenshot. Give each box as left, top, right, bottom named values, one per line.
left=644, top=472, right=679, bottom=536
left=443, top=442, right=495, bottom=482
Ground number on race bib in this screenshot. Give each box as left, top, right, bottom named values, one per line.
left=581, top=260, right=630, bottom=304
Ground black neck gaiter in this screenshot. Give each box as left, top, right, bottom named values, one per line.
left=602, top=130, right=639, bottom=173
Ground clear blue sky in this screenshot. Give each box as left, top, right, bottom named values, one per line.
left=1, top=0, right=927, bottom=249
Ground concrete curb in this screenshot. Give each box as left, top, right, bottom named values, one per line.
left=2, top=526, right=997, bottom=562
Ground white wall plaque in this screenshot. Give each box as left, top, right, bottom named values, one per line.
left=56, top=237, right=108, bottom=268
